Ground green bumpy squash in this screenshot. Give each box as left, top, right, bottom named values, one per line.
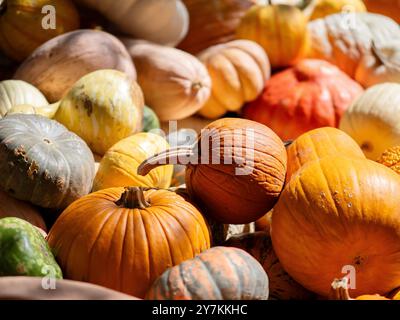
left=0, top=217, right=62, bottom=279
left=143, top=106, right=160, bottom=132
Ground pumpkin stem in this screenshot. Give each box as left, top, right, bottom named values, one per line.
left=115, top=187, right=151, bottom=209
left=329, top=277, right=353, bottom=300
left=137, top=146, right=195, bottom=176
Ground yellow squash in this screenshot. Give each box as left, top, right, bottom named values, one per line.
left=54, top=69, right=144, bottom=155
left=236, top=4, right=309, bottom=68
left=93, top=132, right=173, bottom=191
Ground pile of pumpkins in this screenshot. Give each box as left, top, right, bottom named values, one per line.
left=0, top=0, right=400, bottom=301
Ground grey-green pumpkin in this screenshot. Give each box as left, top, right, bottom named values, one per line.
left=0, top=114, right=95, bottom=210
left=143, top=105, right=160, bottom=132
left=0, top=217, right=62, bottom=278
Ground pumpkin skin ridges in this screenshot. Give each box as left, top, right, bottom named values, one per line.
left=47, top=187, right=211, bottom=298
left=146, top=246, right=269, bottom=300
left=0, top=114, right=95, bottom=210
left=272, top=155, right=400, bottom=297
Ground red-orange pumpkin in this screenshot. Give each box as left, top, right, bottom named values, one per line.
left=243, top=59, right=364, bottom=141
left=47, top=187, right=211, bottom=298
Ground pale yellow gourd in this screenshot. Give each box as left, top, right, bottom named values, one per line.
left=339, top=83, right=400, bottom=160
left=54, top=70, right=144, bottom=155
left=93, top=132, right=173, bottom=191
left=0, top=80, right=48, bottom=118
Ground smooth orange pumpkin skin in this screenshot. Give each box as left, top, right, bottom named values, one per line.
left=236, top=4, right=309, bottom=68
left=286, top=127, right=365, bottom=182
left=0, top=0, right=80, bottom=61
left=255, top=210, right=272, bottom=235
left=355, top=294, right=390, bottom=300
left=185, top=118, right=287, bottom=224
left=389, top=287, right=400, bottom=300
left=0, top=190, right=46, bottom=231
left=47, top=187, right=211, bottom=298
left=377, top=146, right=400, bottom=175
left=272, top=156, right=400, bottom=297
left=243, top=59, right=364, bottom=141
left=225, top=232, right=316, bottom=300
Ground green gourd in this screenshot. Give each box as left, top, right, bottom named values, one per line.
left=0, top=217, right=62, bottom=279
left=143, top=105, right=160, bottom=132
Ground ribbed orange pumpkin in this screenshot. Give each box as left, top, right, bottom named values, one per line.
left=178, top=0, right=256, bottom=54
left=236, top=4, right=309, bottom=68
left=225, top=232, right=316, bottom=300
left=47, top=187, right=211, bottom=298
left=138, top=118, right=287, bottom=224
left=243, top=59, right=364, bottom=141
left=286, top=127, right=365, bottom=181
left=146, top=246, right=269, bottom=300
left=0, top=0, right=80, bottom=61
left=272, top=156, right=400, bottom=297
left=0, top=190, right=46, bottom=231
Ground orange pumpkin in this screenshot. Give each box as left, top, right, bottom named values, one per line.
left=236, top=4, right=309, bottom=68
left=225, top=232, right=316, bottom=300
left=178, top=0, right=256, bottom=54
left=0, top=190, right=46, bottom=231
left=255, top=210, right=273, bottom=235
left=47, top=187, right=211, bottom=298
left=138, top=118, right=287, bottom=224
left=272, top=155, right=400, bottom=297
left=286, top=127, right=365, bottom=181
left=389, top=287, right=400, bottom=300
left=243, top=59, right=364, bottom=141
left=377, top=146, right=400, bottom=175
left=0, top=0, right=80, bottom=61
left=197, top=39, right=271, bottom=119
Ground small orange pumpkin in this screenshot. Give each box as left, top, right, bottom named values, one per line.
left=330, top=278, right=390, bottom=300
left=47, top=187, right=211, bottom=298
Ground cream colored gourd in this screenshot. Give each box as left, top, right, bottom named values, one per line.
left=0, top=80, right=48, bottom=118
left=14, top=30, right=136, bottom=102
left=93, top=132, right=173, bottom=191
left=197, top=40, right=270, bottom=119
left=308, top=13, right=400, bottom=85
left=122, top=40, right=211, bottom=121
left=339, top=83, right=400, bottom=160
left=75, top=0, right=189, bottom=47
left=54, top=69, right=144, bottom=155
left=355, top=41, right=400, bottom=87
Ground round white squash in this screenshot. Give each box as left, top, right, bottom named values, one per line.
left=339, top=83, right=400, bottom=160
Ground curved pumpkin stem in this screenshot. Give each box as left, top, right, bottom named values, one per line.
left=115, top=187, right=151, bottom=209
left=330, top=277, right=353, bottom=300
left=137, top=146, right=195, bottom=176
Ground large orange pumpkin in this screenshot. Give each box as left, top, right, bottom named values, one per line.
left=243, top=59, right=364, bottom=141
left=47, top=187, right=211, bottom=298
left=272, top=155, right=400, bottom=297
left=225, top=232, right=316, bottom=300
left=178, top=0, right=256, bottom=54
left=286, top=127, right=365, bottom=181
left=138, top=118, right=287, bottom=224
left=236, top=4, right=309, bottom=68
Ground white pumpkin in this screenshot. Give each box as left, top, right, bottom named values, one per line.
left=0, top=80, right=48, bottom=118
left=339, top=83, right=400, bottom=160
left=308, top=12, right=400, bottom=85
left=76, top=0, right=189, bottom=47
left=355, top=41, right=400, bottom=87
